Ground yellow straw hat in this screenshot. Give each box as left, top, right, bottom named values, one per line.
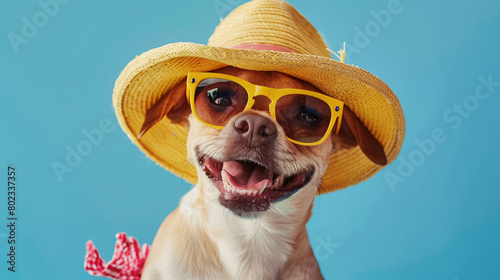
left=113, top=0, right=405, bottom=194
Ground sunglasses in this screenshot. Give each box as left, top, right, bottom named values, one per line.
left=186, top=72, right=344, bottom=146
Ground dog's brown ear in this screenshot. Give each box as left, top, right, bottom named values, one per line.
left=137, top=80, right=190, bottom=138
left=331, top=106, right=387, bottom=165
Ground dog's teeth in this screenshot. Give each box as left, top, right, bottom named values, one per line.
left=246, top=189, right=252, bottom=195
left=222, top=172, right=231, bottom=192
left=258, top=181, right=268, bottom=194
left=273, top=175, right=284, bottom=189
left=231, top=186, right=236, bottom=193
left=251, top=190, right=257, bottom=196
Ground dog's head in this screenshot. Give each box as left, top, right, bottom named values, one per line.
left=139, top=66, right=387, bottom=218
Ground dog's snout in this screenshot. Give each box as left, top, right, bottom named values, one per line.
left=234, top=113, right=277, bottom=146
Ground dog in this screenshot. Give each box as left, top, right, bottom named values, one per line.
left=137, top=66, right=387, bottom=279
left=84, top=1, right=404, bottom=279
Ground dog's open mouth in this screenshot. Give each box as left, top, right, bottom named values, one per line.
left=199, top=155, right=313, bottom=216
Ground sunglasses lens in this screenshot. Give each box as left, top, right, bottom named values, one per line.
left=193, top=78, right=248, bottom=127
left=276, top=94, right=332, bottom=143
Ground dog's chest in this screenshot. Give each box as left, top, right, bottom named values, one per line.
left=211, top=212, right=295, bottom=279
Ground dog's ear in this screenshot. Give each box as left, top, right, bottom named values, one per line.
left=331, top=106, right=387, bottom=165
left=137, top=80, right=190, bottom=138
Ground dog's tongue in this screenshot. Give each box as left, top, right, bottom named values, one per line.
left=222, top=161, right=272, bottom=191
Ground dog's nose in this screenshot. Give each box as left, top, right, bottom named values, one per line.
left=234, top=113, right=277, bottom=146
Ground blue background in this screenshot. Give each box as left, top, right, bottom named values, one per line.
left=1, top=0, right=499, bottom=279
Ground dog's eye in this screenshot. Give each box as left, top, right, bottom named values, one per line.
left=207, top=88, right=232, bottom=106
left=297, top=109, right=320, bottom=123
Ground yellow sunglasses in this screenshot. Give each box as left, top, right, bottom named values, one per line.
left=186, top=72, right=343, bottom=146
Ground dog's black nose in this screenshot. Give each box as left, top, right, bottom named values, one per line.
left=234, top=113, right=277, bottom=146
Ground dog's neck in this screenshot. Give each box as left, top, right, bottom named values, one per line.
left=179, top=176, right=318, bottom=279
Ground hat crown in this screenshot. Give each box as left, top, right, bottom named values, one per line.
left=208, top=0, right=331, bottom=58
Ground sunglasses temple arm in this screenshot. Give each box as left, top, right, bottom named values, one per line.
left=334, top=113, right=343, bottom=134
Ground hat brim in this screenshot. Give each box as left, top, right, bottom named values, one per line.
left=113, top=42, right=405, bottom=194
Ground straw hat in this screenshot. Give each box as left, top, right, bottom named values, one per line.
left=113, top=0, right=405, bottom=194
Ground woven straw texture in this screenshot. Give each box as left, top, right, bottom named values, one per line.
left=113, top=0, right=405, bottom=194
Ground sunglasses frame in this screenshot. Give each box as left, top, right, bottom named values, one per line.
left=186, top=72, right=344, bottom=146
